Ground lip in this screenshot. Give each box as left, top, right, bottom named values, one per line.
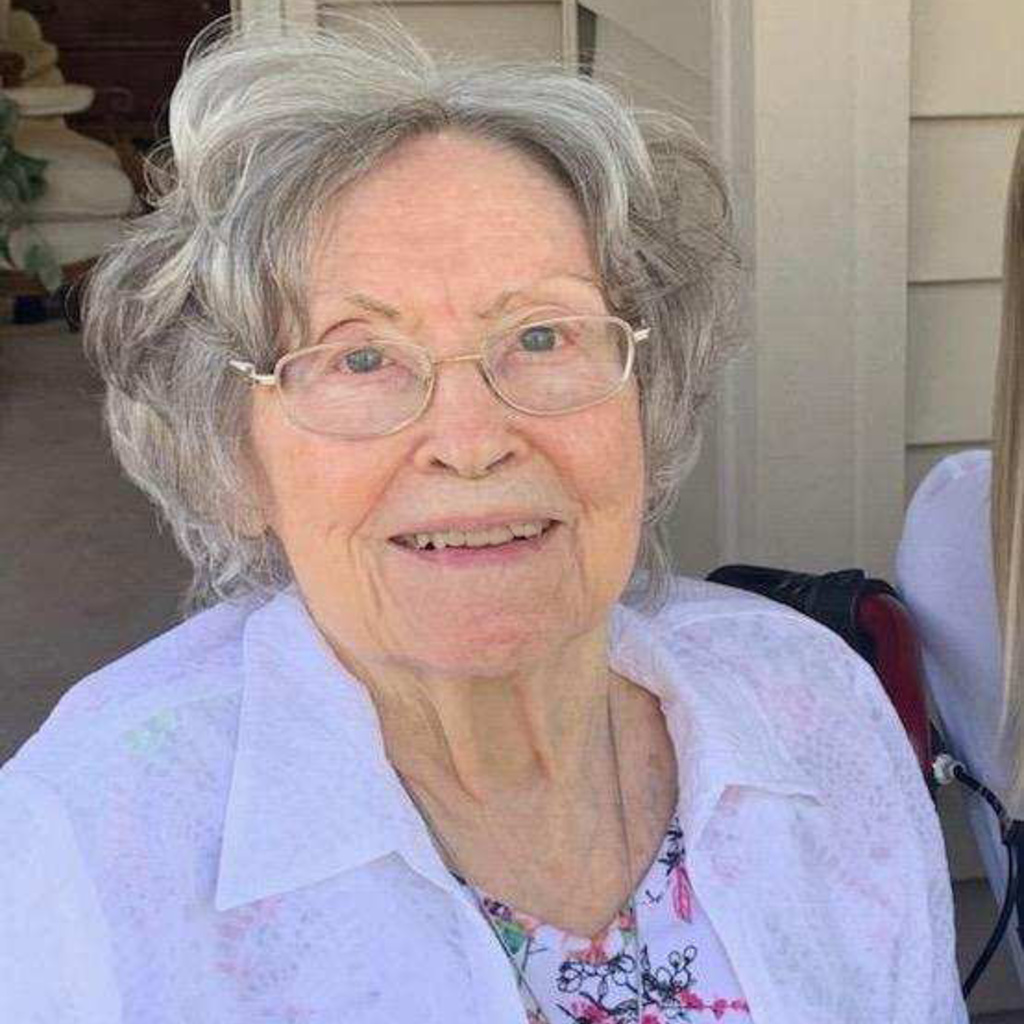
left=386, top=511, right=564, bottom=540
left=389, top=520, right=561, bottom=567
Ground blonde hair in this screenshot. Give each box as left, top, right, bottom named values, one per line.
left=991, top=126, right=1024, bottom=812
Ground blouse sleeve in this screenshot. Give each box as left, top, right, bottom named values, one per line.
left=844, top=650, right=968, bottom=1023
left=0, top=771, right=122, bottom=1023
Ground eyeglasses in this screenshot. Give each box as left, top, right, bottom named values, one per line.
left=228, top=314, right=650, bottom=439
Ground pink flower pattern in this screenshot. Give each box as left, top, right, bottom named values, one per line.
left=467, top=814, right=751, bottom=1023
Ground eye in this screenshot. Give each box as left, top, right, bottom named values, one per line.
left=340, top=346, right=385, bottom=374
left=518, top=324, right=560, bottom=353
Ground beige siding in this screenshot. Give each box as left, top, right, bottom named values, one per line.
left=905, top=4, right=1019, bottom=476
left=907, top=281, right=999, bottom=445
left=912, top=0, right=1024, bottom=117
left=909, top=118, right=1020, bottom=284
left=715, top=0, right=911, bottom=581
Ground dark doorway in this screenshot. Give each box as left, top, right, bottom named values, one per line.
left=22, top=0, right=232, bottom=145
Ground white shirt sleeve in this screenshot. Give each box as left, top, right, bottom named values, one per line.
left=0, top=771, right=122, bottom=1023
left=896, top=451, right=1005, bottom=789
left=827, top=632, right=968, bottom=1023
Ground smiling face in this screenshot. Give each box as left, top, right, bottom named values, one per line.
left=248, top=132, right=645, bottom=679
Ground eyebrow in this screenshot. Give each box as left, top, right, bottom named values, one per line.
left=335, top=293, right=403, bottom=320
left=318, top=274, right=606, bottom=340
left=478, top=274, right=605, bottom=319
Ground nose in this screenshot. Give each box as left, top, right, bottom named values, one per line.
left=411, top=355, right=527, bottom=478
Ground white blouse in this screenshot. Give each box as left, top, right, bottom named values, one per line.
left=897, top=448, right=1024, bottom=982
left=0, top=579, right=966, bottom=1023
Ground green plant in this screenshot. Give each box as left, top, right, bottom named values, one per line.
left=0, top=93, right=61, bottom=291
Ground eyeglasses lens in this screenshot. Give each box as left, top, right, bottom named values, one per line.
left=487, top=318, right=630, bottom=412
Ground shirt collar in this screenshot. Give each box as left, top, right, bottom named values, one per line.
left=215, top=589, right=455, bottom=912
left=609, top=603, right=823, bottom=839
left=215, top=589, right=820, bottom=913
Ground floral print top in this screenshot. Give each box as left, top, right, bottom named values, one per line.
left=461, top=813, right=751, bottom=1023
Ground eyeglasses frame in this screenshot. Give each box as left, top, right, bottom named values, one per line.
left=227, top=314, right=651, bottom=439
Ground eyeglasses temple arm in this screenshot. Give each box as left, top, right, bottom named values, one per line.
left=228, top=359, right=276, bottom=386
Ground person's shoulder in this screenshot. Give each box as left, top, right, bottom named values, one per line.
left=624, top=573, right=842, bottom=650
left=641, top=577, right=931, bottom=802
left=619, top=574, right=877, bottom=713
left=622, top=584, right=959, bottom=1017
left=54, top=595, right=254, bottom=723
left=623, top=579, right=949, bottom=940
left=897, top=448, right=992, bottom=602
left=921, top=447, right=990, bottom=486
left=624, top=574, right=902, bottom=738
left=625, top=572, right=794, bottom=620
left=3, top=595, right=260, bottom=785
left=674, top=575, right=861, bottom=666
left=905, top=448, right=990, bottom=523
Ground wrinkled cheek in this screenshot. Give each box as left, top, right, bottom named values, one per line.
left=351, top=544, right=403, bottom=643
left=579, top=435, right=645, bottom=598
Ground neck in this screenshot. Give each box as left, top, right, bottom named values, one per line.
left=324, top=617, right=681, bottom=941
left=332, top=625, right=617, bottom=805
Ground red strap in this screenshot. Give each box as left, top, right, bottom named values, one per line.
left=856, top=593, right=932, bottom=781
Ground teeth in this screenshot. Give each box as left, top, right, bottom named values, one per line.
left=398, top=520, right=552, bottom=550
left=510, top=522, right=543, bottom=538
left=465, top=528, right=509, bottom=547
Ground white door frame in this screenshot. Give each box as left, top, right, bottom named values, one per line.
left=712, top=0, right=910, bottom=577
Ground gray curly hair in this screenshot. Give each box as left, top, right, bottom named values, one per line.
left=84, top=16, right=739, bottom=614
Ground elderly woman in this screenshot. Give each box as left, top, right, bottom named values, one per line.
left=0, top=20, right=964, bottom=1024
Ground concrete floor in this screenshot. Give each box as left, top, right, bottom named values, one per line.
left=0, top=320, right=189, bottom=764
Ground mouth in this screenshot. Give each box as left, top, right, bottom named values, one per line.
left=388, top=519, right=561, bottom=564
left=390, top=518, right=556, bottom=551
